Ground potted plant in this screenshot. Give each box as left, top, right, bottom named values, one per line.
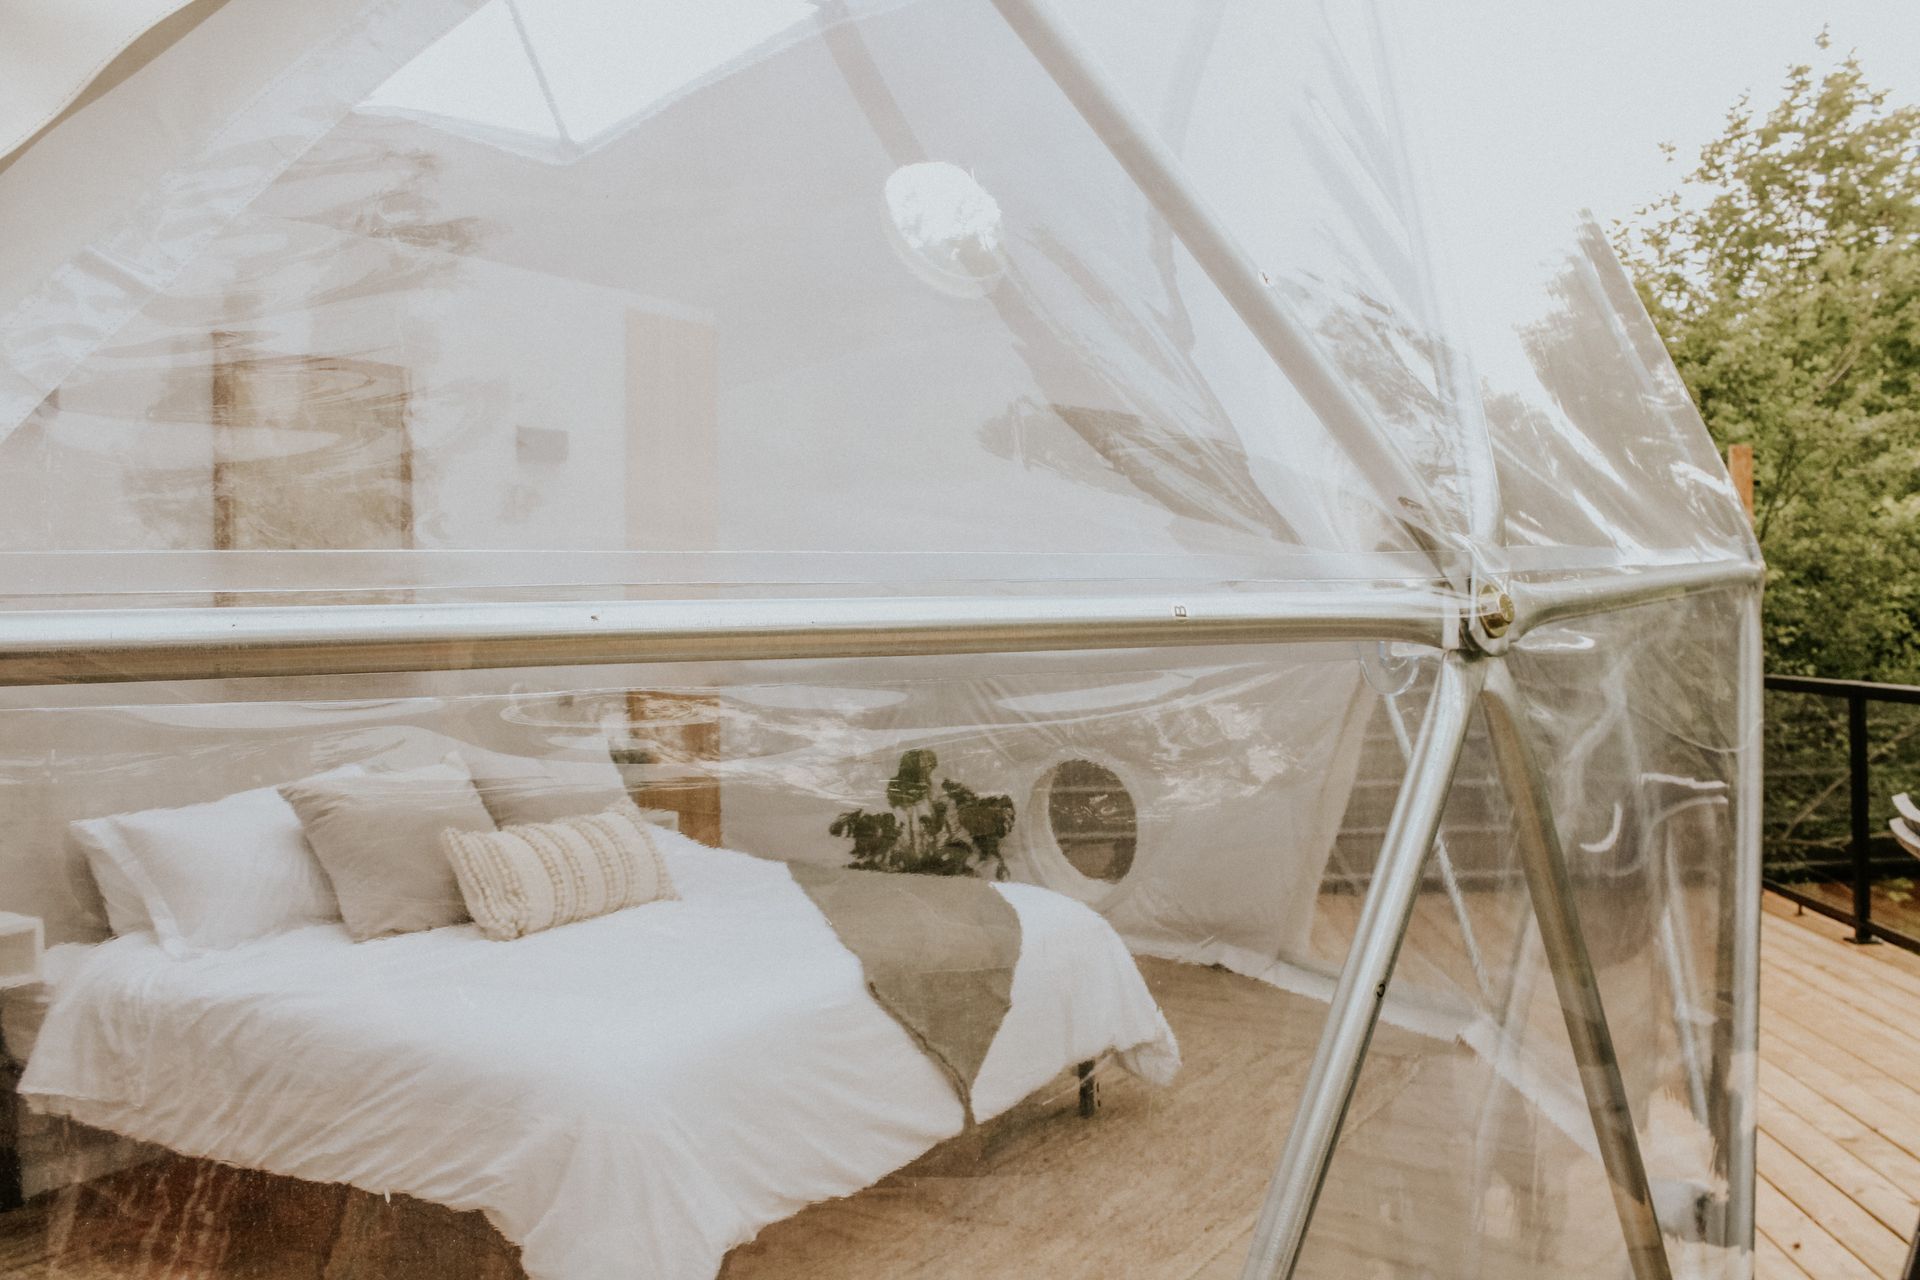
left=829, top=749, right=1015, bottom=878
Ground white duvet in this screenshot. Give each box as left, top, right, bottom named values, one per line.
left=21, top=829, right=1178, bottom=1280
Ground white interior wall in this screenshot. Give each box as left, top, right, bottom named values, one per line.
left=711, top=650, right=1377, bottom=967
left=0, top=217, right=662, bottom=564
left=0, top=320, right=215, bottom=557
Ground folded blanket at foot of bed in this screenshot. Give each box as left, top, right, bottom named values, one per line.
left=788, top=863, right=1020, bottom=1123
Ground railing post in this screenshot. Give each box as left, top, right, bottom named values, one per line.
left=1764, top=673, right=1920, bottom=953
left=1848, top=691, right=1875, bottom=945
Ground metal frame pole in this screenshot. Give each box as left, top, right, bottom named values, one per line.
left=1480, top=664, right=1675, bottom=1280
left=1240, top=654, right=1485, bottom=1279
left=0, top=589, right=1453, bottom=687
left=1507, top=561, right=1762, bottom=639
left=984, top=0, right=1452, bottom=575
left=1720, top=594, right=1764, bottom=1253
left=1383, top=687, right=1491, bottom=1002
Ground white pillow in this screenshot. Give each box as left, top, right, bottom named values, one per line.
left=458, top=741, right=682, bottom=833
left=68, top=821, right=153, bottom=936
left=279, top=759, right=495, bottom=941
left=72, top=786, right=339, bottom=956
left=462, top=743, right=629, bottom=828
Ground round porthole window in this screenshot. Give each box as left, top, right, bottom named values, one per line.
left=1035, top=759, right=1139, bottom=900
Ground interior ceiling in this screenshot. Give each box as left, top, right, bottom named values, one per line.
left=254, top=0, right=1208, bottom=419
left=260, top=5, right=1004, bottom=375
left=360, top=0, right=827, bottom=162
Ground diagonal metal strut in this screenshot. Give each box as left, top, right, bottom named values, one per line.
left=1241, top=654, right=1677, bottom=1280
left=986, top=0, right=1459, bottom=582
left=1240, top=654, right=1485, bottom=1278
left=1479, top=663, right=1675, bottom=1280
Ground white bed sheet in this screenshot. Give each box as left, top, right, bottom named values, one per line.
left=20, top=830, right=1178, bottom=1280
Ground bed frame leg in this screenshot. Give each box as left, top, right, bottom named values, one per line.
left=1077, top=1060, right=1097, bottom=1118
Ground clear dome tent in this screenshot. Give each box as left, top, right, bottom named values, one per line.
left=0, top=0, right=1761, bottom=1277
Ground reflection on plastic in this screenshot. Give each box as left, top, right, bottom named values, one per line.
left=884, top=160, right=1007, bottom=297
left=0, top=0, right=1759, bottom=1276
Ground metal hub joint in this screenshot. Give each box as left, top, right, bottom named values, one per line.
left=1468, top=580, right=1516, bottom=656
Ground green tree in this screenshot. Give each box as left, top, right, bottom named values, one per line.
left=1616, top=37, right=1920, bottom=683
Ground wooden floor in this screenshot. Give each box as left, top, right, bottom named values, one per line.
left=0, top=892, right=1913, bottom=1278
left=1755, top=893, right=1920, bottom=1279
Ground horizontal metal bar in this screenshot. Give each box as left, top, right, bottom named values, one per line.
left=1767, top=855, right=1920, bottom=878
left=1765, top=673, right=1920, bottom=706
left=0, top=589, right=1457, bottom=687
left=0, top=548, right=1464, bottom=600
left=1509, top=560, right=1762, bottom=639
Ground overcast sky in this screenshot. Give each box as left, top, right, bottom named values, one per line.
left=1392, top=0, right=1920, bottom=239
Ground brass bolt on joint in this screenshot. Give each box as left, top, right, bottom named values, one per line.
left=1470, top=581, right=1516, bottom=655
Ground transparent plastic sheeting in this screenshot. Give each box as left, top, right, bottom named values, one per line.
left=0, top=595, right=1749, bottom=1279
left=0, top=0, right=1762, bottom=1277
left=0, top=0, right=1756, bottom=607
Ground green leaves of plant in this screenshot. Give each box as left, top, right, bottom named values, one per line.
left=1616, top=43, right=1920, bottom=685
left=832, top=750, right=1015, bottom=878
left=885, top=748, right=938, bottom=809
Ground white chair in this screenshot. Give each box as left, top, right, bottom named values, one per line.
left=1892, top=794, right=1920, bottom=858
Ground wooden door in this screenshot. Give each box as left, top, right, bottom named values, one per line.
left=622, top=690, right=723, bottom=847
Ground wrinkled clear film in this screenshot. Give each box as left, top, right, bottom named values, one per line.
left=0, top=0, right=1759, bottom=1277
left=1300, top=589, right=1753, bottom=1279
left=0, top=0, right=1758, bottom=604
left=0, top=600, right=1753, bottom=1278
left=0, top=0, right=1475, bottom=599
left=2, top=649, right=1366, bottom=1279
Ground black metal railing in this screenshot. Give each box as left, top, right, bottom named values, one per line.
left=1764, top=673, right=1920, bottom=952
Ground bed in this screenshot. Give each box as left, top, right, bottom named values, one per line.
left=17, top=826, right=1179, bottom=1280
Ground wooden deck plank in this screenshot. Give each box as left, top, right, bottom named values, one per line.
left=1760, top=895, right=1920, bottom=1280
left=1763, top=894, right=1920, bottom=984
left=1762, top=963, right=1920, bottom=1090
left=1761, top=1056, right=1920, bottom=1192
left=1756, top=1130, right=1909, bottom=1277
left=1761, top=1016, right=1920, bottom=1159
left=1762, top=909, right=1920, bottom=1005
left=1756, top=1173, right=1883, bottom=1280
left=1759, top=1078, right=1920, bottom=1236
left=1755, top=1225, right=1817, bottom=1280
left=1762, top=946, right=1920, bottom=1058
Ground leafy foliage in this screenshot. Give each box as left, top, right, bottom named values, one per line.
left=830, top=750, right=1015, bottom=878
left=1615, top=37, right=1920, bottom=684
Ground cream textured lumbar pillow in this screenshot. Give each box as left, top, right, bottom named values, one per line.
left=441, top=802, right=678, bottom=941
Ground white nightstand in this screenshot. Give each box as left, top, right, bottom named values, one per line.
left=0, top=914, right=42, bottom=991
